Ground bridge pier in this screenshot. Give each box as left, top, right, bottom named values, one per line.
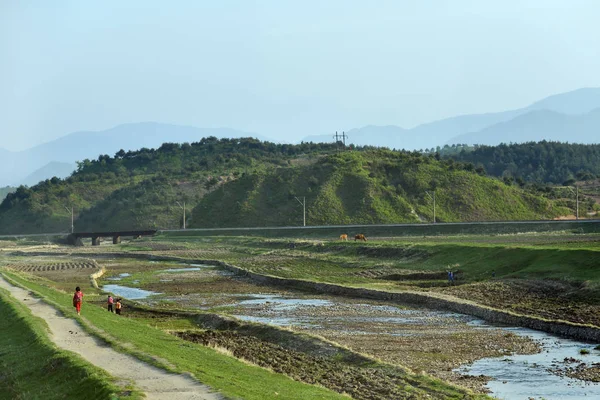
left=65, top=230, right=156, bottom=246
left=67, top=234, right=83, bottom=246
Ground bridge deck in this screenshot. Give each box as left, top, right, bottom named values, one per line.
left=71, top=230, right=157, bottom=238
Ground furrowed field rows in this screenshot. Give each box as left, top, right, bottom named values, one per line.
left=5, top=261, right=99, bottom=272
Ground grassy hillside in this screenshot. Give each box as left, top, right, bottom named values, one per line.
left=0, top=139, right=336, bottom=233
left=191, top=150, right=569, bottom=227
left=0, top=139, right=572, bottom=234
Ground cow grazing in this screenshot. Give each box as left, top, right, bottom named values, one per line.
left=354, top=234, right=367, bottom=242
left=339, top=234, right=348, bottom=241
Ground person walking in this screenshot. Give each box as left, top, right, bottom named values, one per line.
left=73, top=286, right=84, bottom=315
left=115, top=298, right=122, bottom=315
left=107, top=295, right=114, bottom=312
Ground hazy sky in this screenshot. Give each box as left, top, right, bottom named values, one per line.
left=2, top=0, right=600, bottom=151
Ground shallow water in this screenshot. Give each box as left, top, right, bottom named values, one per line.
left=230, top=293, right=471, bottom=333
left=106, top=272, right=131, bottom=281
left=121, top=262, right=600, bottom=398
left=458, top=322, right=600, bottom=399
left=234, top=315, right=318, bottom=328
left=236, top=294, right=332, bottom=310
left=229, top=292, right=600, bottom=398
left=102, top=284, right=160, bottom=300
left=161, top=267, right=203, bottom=273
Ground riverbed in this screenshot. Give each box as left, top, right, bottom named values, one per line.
left=100, top=261, right=600, bottom=397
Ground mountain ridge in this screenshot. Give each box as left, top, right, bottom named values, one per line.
left=300, top=87, right=600, bottom=150
left=450, top=107, right=600, bottom=146
left=0, top=122, right=267, bottom=187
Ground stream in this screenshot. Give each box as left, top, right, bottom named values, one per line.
left=102, top=263, right=600, bottom=399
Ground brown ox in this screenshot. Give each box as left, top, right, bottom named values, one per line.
left=339, top=234, right=348, bottom=241
left=354, top=234, right=367, bottom=242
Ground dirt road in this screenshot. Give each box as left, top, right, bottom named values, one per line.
left=0, top=275, right=221, bottom=400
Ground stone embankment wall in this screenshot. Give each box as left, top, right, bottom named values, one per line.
left=89, top=261, right=105, bottom=289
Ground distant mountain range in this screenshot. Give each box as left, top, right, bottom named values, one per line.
left=0, top=123, right=265, bottom=187
left=4, top=87, right=600, bottom=187
left=451, top=108, right=600, bottom=145
left=302, top=87, right=600, bottom=149
left=20, top=162, right=77, bottom=186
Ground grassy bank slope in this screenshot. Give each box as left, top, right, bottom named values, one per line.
left=0, top=288, right=126, bottom=400
left=1, top=271, right=356, bottom=400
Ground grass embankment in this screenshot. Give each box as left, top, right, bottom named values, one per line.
left=0, top=288, right=131, bottom=400
left=162, top=219, right=600, bottom=239
left=0, top=271, right=355, bottom=400
left=155, top=233, right=600, bottom=284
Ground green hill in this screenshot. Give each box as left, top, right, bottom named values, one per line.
left=191, top=150, right=568, bottom=227
left=0, top=138, right=337, bottom=234
left=446, top=141, right=600, bottom=184
left=0, top=139, right=571, bottom=234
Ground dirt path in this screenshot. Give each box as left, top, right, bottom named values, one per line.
left=0, top=276, right=221, bottom=400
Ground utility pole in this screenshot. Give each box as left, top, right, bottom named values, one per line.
left=433, top=191, right=436, bottom=224
left=426, top=191, right=436, bottom=224
left=176, top=201, right=186, bottom=229
left=576, top=185, right=579, bottom=220
left=64, top=206, right=74, bottom=233
left=294, top=196, right=306, bottom=227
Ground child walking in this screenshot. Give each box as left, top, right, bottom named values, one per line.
left=115, top=298, right=122, bottom=315
left=107, top=295, right=114, bottom=312
left=73, top=286, right=84, bottom=315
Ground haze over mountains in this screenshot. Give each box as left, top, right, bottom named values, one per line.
left=302, top=88, right=600, bottom=149
left=2, top=88, right=600, bottom=187
left=0, top=123, right=263, bottom=187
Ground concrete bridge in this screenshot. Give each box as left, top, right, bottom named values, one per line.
left=67, top=230, right=157, bottom=246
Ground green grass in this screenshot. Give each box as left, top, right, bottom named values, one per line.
left=1, top=271, right=353, bottom=400
left=192, top=151, right=570, bottom=228
left=0, top=287, right=134, bottom=400
left=157, top=233, right=600, bottom=283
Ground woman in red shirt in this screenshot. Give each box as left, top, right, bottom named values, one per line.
left=73, top=286, right=83, bottom=315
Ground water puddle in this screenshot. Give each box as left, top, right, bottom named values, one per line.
left=229, top=293, right=470, bottom=334
left=106, top=273, right=131, bottom=281
left=102, top=284, right=161, bottom=300
left=458, top=323, right=600, bottom=399
left=234, top=315, right=316, bottom=328
left=236, top=294, right=332, bottom=310
left=161, top=267, right=203, bottom=273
